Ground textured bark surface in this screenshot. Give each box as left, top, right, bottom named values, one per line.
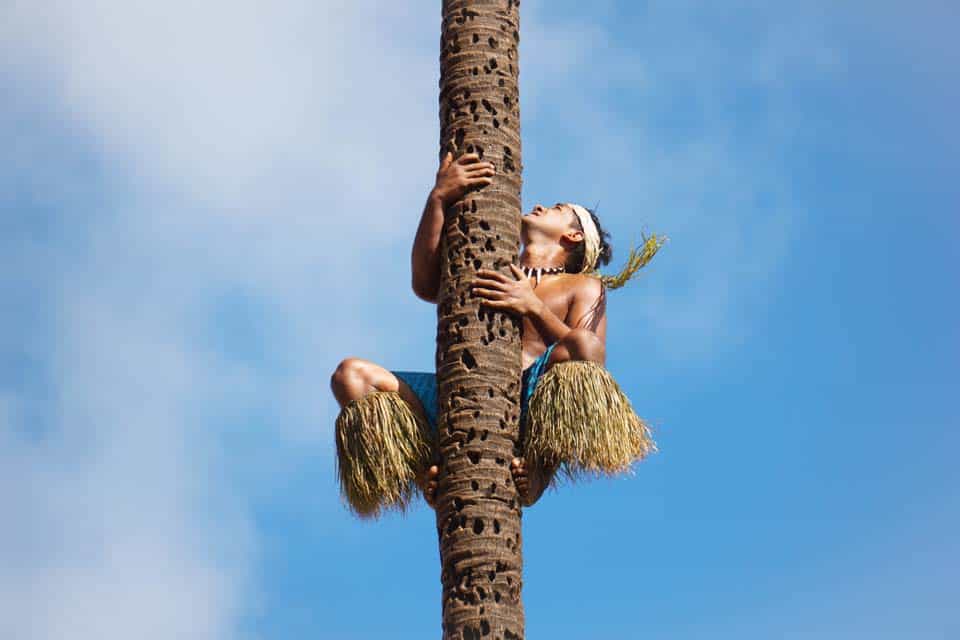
left=436, top=1, right=525, bottom=639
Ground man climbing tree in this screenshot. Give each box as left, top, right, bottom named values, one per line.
left=330, top=2, right=662, bottom=638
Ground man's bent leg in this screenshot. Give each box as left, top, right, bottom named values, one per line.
left=523, top=329, right=654, bottom=484
left=331, top=357, right=435, bottom=517
left=545, top=328, right=605, bottom=369
left=330, top=357, right=432, bottom=428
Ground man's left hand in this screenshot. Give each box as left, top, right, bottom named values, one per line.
left=471, top=265, right=540, bottom=316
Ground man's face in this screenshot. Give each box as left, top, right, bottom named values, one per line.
left=521, top=202, right=582, bottom=244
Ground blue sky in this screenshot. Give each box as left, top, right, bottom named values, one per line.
left=2, top=1, right=957, bottom=638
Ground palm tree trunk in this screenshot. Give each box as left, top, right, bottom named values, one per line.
left=436, top=1, right=525, bottom=638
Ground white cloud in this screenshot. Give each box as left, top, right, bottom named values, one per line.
left=2, top=2, right=444, bottom=638
left=4, top=1, right=435, bottom=218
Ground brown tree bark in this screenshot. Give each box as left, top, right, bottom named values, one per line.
left=435, top=1, right=525, bottom=639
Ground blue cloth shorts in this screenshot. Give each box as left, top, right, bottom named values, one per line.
left=392, top=342, right=557, bottom=437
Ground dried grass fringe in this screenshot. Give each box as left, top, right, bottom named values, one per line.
left=524, top=361, right=656, bottom=482
left=590, top=233, right=666, bottom=290
left=335, top=391, right=435, bottom=518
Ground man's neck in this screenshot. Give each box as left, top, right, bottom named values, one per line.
left=520, top=242, right=566, bottom=269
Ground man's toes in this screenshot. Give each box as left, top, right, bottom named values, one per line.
left=423, top=465, right=441, bottom=504
left=516, top=481, right=529, bottom=500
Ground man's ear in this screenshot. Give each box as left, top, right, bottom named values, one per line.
left=561, top=229, right=584, bottom=244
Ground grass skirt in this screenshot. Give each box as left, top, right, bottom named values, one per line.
left=523, top=361, right=656, bottom=481
left=335, top=391, right=435, bottom=518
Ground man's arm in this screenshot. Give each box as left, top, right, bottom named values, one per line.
left=527, top=275, right=607, bottom=346
left=567, top=276, right=607, bottom=341
left=410, top=192, right=445, bottom=302
left=411, top=152, right=495, bottom=302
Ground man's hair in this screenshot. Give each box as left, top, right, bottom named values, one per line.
left=566, top=206, right=613, bottom=273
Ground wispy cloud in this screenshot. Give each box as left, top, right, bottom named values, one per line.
left=2, top=2, right=446, bottom=638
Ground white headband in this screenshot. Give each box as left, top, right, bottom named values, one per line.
left=567, top=203, right=601, bottom=273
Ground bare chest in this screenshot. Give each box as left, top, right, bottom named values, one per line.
left=521, top=276, right=571, bottom=368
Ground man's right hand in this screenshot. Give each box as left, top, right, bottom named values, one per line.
left=431, top=152, right=495, bottom=206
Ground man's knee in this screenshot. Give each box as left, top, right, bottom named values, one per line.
left=560, top=329, right=605, bottom=363
left=331, top=357, right=368, bottom=391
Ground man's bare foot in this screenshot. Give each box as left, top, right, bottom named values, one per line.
left=511, top=457, right=555, bottom=507
left=420, top=465, right=439, bottom=508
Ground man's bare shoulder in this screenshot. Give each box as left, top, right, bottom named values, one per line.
left=558, top=273, right=607, bottom=333
left=559, top=273, right=604, bottom=298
